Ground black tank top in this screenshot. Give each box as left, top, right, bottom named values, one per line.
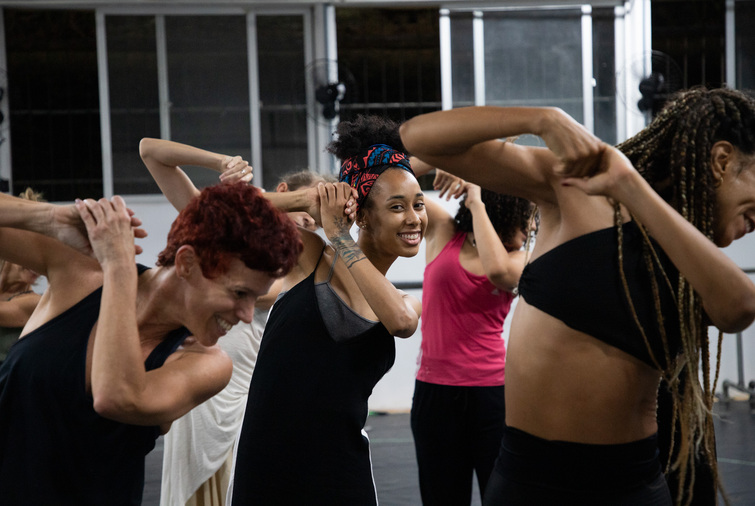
left=517, top=221, right=681, bottom=369
left=0, top=265, right=188, bottom=505
left=232, top=252, right=395, bottom=505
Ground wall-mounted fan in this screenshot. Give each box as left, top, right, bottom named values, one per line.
left=616, top=50, right=683, bottom=118
left=303, top=59, right=357, bottom=124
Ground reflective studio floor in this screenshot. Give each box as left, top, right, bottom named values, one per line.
left=143, top=399, right=755, bottom=505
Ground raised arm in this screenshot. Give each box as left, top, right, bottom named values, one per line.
left=463, top=183, right=527, bottom=292
left=0, top=292, right=41, bottom=329
left=400, top=106, right=603, bottom=204
left=318, top=183, right=420, bottom=338
left=139, top=138, right=252, bottom=211
left=564, top=146, right=755, bottom=332
left=79, top=196, right=232, bottom=427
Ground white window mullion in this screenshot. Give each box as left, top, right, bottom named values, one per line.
left=96, top=11, right=113, bottom=198
left=247, top=12, right=263, bottom=188
left=473, top=10, right=486, bottom=106
left=155, top=15, right=171, bottom=141
left=439, top=9, right=452, bottom=110
left=0, top=9, right=12, bottom=193
left=581, top=5, right=594, bottom=134
left=725, top=0, right=736, bottom=88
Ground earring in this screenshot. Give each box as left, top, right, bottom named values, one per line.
left=714, top=175, right=723, bottom=188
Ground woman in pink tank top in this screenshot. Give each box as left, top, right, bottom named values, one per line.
left=410, top=159, right=533, bottom=505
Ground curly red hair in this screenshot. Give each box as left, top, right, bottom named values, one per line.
left=157, top=182, right=301, bottom=278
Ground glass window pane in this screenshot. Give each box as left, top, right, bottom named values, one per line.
left=256, top=15, right=308, bottom=190
left=6, top=9, right=101, bottom=201
left=593, top=7, right=617, bottom=146
left=483, top=9, right=584, bottom=130
left=736, top=0, right=755, bottom=90
left=450, top=13, right=475, bottom=107
left=107, top=15, right=161, bottom=195
left=166, top=15, right=250, bottom=190
left=336, top=8, right=441, bottom=124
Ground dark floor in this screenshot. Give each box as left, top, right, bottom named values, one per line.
left=144, top=400, right=755, bottom=505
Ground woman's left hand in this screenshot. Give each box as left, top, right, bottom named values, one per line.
left=434, top=169, right=466, bottom=200
left=318, top=183, right=357, bottom=241
left=560, top=145, right=638, bottom=201
left=218, top=155, right=253, bottom=184
left=462, top=182, right=483, bottom=209
left=74, top=196, right=140, bottom=267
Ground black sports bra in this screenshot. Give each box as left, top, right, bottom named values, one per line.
left=517, top=221, right=681, bottom=369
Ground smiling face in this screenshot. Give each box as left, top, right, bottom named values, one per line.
left=183, top=255, right=276, bottom=346
left=358, top=168, right=427, bottom=259
left=711, top=148, right=755, bottom=247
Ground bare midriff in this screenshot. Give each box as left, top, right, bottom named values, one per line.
left=505, top=299, right=661, bottom=444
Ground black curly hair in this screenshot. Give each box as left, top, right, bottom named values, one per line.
left=326, top=115, right=407, bottom=162
left=454, top=189, right=532, bottom=249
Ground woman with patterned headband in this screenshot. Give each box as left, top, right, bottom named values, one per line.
left=230, top=116, right=425, bottom=505
left=140, top=116, right=426, bottom=504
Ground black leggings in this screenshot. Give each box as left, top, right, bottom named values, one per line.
left=483, top=426, right=673, bottom=506
left=411, top=380, right=505, bottom=505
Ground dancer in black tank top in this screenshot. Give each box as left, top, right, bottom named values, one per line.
left=0, top=183, right=300, bottom=504
left=142, top=116, right=427, bottom=504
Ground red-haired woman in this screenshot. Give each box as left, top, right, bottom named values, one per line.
left=0, top=182, right=301, bottom=505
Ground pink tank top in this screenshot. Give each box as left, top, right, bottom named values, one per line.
left=417, top=231, right=514, bottom=386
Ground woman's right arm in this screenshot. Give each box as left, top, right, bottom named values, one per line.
left=0, top=193, right=92, bottom=274
left=0, top=292, right=41, bottom=328
left=463, top=183, right=527, bottom=292
left=139, top=137, right=335, bottom=220
left=139, top=138, right=252, bottom=211
left=400, top=106, right=603, bottom=204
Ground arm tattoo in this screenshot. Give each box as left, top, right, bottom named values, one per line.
left=331, top=233, right=366, bottom=268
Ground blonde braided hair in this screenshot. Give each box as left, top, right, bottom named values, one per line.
left=615, top=86, right=755, bottom=506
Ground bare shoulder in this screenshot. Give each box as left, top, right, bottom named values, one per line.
left=164, top=338, right=233, bottom=378
left=23, top=257, right=105, bottom=332
left=285, top=227, right=327, bottom=284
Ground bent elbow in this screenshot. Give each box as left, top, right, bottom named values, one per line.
left=488, top=269, right=520, bottom=293
left=138, top=137, right=156, bottom=162
left=385, top=312, right=419, bottom=339
left=729, top=306, right=755, bottom=334
left=398, top=123, right=416, bottom=153
left=92, top=391, right=134, bottom=422
left=711, top=294, right=755, bottom=334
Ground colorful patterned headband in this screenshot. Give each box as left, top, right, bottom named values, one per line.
left=339, top=144, right=415, bottom=212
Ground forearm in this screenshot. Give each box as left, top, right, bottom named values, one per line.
left=140, top=138, right=225, bottom=173
left=400, top=108, right=558, bottom=202
left=90, top=261, right=146, bottom=417
left=263, top=190, right=314, bottom=213
left=469, top=203, right=522, bottom=290
left=139, top=138, right=216, bottom=211
left=330, top=233, right=419, bottom=337
left=401, top=106, right=553, bottom=157
left=0, top=193, right=55, bottom=235
left=616, top=172, right=755, bottom=332
left=0, top=301, right=34, bottom=328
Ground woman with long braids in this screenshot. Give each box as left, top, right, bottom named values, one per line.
left=400, top=86, right=755, bottom=505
